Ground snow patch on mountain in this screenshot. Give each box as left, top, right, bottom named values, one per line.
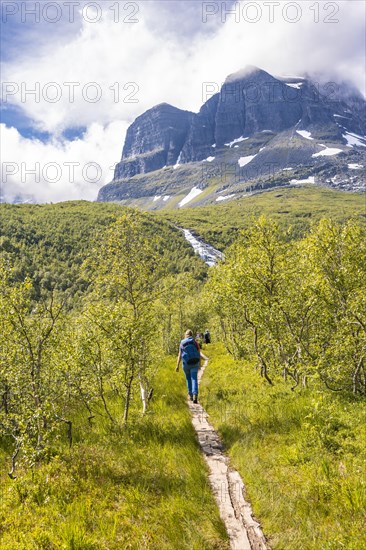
left=296, top=130, right=314, bottom=140
left=291, top=176, right=315, bottom=184
left=225, top=136, right=248, bottom=148
left=174, top=152, right=182, bottom=169
left=312, top=147, right=343, bottom=157
left=348, top=163, right=363, bottom=170
left=203, top=156, right=215, bottom=162
left=238, top=155, right=256, bottom=167
left=216, top=194, right=236, bottom=202
left=286, top=82, right=303, bottom=89
left=343, top=132, right=366, bottom=147
left=179, top=187, right=203, bottom=207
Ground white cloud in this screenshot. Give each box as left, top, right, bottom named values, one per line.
left=0, top=121, right=127, bottom=202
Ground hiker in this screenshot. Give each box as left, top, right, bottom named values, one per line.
left=204, top=329, right=211, bottom=344
left=195, top=333, right=203, bottom=349
left=176, top=329, right=204, bottom=404
left=196, top=333, right=209, bottom=363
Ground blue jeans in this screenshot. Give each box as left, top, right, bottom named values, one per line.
left=183, top=363, right=199, bottom=396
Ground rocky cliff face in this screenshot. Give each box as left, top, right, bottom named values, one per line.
left=114, top=103, right=194, bottom=179
left=215, top=67, right=304, bottom=144
left=180, top=93, right=219, bottom=162
left=98, top=66, right=366, bottom=207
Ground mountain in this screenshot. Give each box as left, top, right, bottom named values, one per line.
left=98, top=66, right=366, bottom=208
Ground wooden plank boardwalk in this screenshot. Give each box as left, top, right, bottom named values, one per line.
left=188, top=360, right=269, bottom=550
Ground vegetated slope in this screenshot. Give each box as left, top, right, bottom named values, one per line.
left=0, top=201, right=207, bottom=300
left=199, top=345, right=366, bottom=550
left=1, top=197, right=365, bottom=549
left=159, top=186, right=366, bottom=249
left=199, top=216, right=365, bottom=546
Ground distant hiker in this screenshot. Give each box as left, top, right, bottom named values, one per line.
left=176, top=329, right=203, bottom=404
left=204, top=329, right=211, bottom=344
left=195, top=333, right=203, bottom=349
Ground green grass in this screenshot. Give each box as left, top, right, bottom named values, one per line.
left=200, top=344, right=366, bottom=550
left=0, top=358, right=229, bottom=550
left=159, top=186, right=366, bottom=249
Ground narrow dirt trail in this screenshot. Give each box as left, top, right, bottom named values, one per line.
left=188, top=360, right=268, bottom=550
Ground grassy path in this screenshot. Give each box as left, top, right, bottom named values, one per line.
left=189, top=360, right=268, bottom=550
left=3, top=347, right=363, bottom=548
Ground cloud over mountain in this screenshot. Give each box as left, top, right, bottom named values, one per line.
left=1, top=0, right=365, bottom=202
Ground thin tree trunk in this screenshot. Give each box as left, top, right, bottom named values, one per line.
left=166, top=313, right=172, bottom=353
left=252, top=327, right=273, bottom=385
left=55, top=415, right=73, bottom=448
left=220, top=319, right=233, bottom=356
left=139, top=380, right=147, bottom=415
left=8, top=437, right=21, bottom=479
left=2, top=385, right=9, bottom=414
left=77, top=388, right=95, bottom=426
left=260, top=359, right=273, bottom=385
left=98, top=376, right=115, bottom=424
left=352, top=358, right=363, bottom=394
left=123, top=375, right=134, bottom=426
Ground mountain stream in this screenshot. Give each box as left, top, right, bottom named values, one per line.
left=181, top=229, right=224, bottom=266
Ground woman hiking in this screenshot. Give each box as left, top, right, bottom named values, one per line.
left=176, top=329, right=207, bottom=404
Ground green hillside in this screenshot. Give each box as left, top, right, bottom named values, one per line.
left=159, top=186, right=366, bottom=249
left=0, top=357, right=229, bottom=549
left=0, top=201, right=207, bottom=301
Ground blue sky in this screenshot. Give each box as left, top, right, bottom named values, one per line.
left=1, top=1, right=86, bottom=140
left=1, top=0, right=365, bottom=202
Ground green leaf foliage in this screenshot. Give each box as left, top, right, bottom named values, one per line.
left=207, top=217, right=366, bottom=394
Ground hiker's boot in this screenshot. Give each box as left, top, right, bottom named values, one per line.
left=188, top=393, right=193, bottom=401
left=193, top=394, right=198, bottom=404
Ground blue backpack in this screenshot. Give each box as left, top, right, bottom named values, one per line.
left=181, top=337, right=201, bottom=366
